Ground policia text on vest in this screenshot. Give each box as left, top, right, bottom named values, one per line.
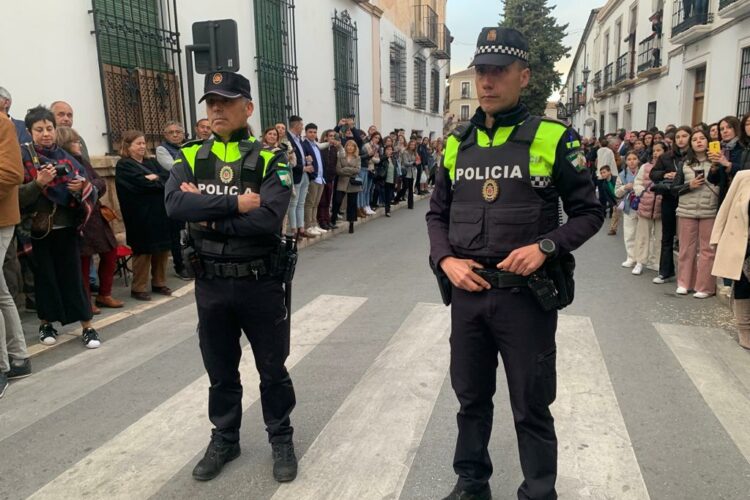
left=164, top=70, right=299, bottom=483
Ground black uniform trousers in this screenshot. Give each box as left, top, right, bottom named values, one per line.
left=450, top=285, right=558, bottom=500
left=195, top=274, right=295, bottom=445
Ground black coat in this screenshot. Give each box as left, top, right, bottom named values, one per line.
left=115, top=157, right=171, bottom=255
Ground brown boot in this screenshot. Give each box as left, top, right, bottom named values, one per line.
left=91, top=302, right=101, bottom=315
left=96, top=295, right=124, bottom=308
left=734, top=298, right=750, bottom=349
left=357, top=208, right=366, bottom=219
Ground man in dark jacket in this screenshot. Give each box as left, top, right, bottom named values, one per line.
left=317, top=129, right=340, bottom=229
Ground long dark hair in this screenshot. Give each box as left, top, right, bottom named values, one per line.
left=672, top=125, right=693, bottom=156
left=684, top=128, right=709, bottom=166
left=719, top=115, right=741, bottom=143
left=740, top=113, right=750, bottom=148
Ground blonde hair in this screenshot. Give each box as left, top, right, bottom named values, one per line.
left=344, top=139, right=358, bottom=157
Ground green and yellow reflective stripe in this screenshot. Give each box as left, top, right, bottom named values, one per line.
left=443, top=135, right=460, bottom=181
left=566, top=140, right=581, bottom=149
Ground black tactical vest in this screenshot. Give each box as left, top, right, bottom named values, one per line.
left=189, top=139, right=280, bottom=260
left=448, top=117, right=543, bottom=260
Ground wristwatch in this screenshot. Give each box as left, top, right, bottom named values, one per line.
left=538, top=238, right=556, bottom=257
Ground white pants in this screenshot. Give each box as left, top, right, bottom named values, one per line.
left=622, top=211, right=638, bottom=262
left=635, top=216, right=662, bottom=269
left=0, top=226, right=27, bottom=372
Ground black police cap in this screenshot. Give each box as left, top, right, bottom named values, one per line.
left=469, top=27, right=529, bottom=68
left=199, top=71, right=253, bottom=103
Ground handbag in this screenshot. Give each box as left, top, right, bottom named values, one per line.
left=30, top=205, right=57, bottom=240
left=349, top=177, right=363, bottom=186
left=628, top=192, right=640, bottom=210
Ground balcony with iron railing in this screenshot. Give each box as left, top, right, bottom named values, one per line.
left=593, top=71, right=602, bottom=94
left=637, top=33, right=663, bottom=74
left=719, top=0, right=750, bottom=18
left=603, top=63, right=614, bottom=90
left=433, top=24, right=451, bottom=59
left=671, top=0, right=713, bottom=42
left=615, top=53, right=632, bottom=83
left=413, top=2, right=438, bottom=48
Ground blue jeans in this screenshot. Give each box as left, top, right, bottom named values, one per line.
left=288, top=174, right=309, bottom=230
left=358, top=172, right=373, bottom=208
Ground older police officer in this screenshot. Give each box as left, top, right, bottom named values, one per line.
left=427, top=28, right=603, bottom=500
left=165, top=72, right=297, bottom=482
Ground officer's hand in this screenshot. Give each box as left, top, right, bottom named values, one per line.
left=498, top=244, right=547, bottom=277
left=180, top=182, right=201, bottom=194
left=440, top=257, right=491, bottom=292
left=237, top=192, right=261, bottom=213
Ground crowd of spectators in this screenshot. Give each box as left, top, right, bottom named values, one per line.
left=583, top=113, right=750, bottom=350
left=0, top=84, right=443, bottom=397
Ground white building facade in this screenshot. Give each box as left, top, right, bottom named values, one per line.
left=1, top=0, right=450, bottom=156
left=560, top=0, right=750, bottom=138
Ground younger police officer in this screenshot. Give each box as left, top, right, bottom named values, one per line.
left=165, top=72, right=298, bottom=483
left=426, top=28, right=604, bottom=500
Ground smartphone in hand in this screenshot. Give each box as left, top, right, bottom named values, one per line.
left=709, top=141, right=721, bottom=155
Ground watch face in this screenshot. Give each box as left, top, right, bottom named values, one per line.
left=540, top=239, right=555, bottom=254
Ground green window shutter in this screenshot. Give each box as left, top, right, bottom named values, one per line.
left=93, top=0, right=168, bottom=71
left=254, top=0, right=299, bottom=129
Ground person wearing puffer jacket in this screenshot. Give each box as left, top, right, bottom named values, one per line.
left=632, top=142, right=667, bottom=275
left=671, top=129, right=720, bottom=298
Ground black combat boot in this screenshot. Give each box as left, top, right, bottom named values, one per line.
left=271, top=442, right=298, bottom=482
left=192, top=436, right=241, bottom=481
left=442, top=483, right=492, bottom=500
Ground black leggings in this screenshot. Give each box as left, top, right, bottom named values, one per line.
left=331, top=191, right=358, bottom=224
left=659, top=196, right=678, bottom=278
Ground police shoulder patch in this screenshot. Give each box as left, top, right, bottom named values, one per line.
left=276, top=168, right=292, bottom=188
left=565, top=149, right=587, bottom=173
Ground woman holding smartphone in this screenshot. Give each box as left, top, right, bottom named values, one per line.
left=707, top=116, right=744, bottom=206
left=671, top=129, right=720, bottom=298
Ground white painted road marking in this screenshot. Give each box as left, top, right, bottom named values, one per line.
left=28, top=295, right=367, bottom=500
left=273, top=303, right=451, bottom=500
left=555, top=315, right=651, bottom=499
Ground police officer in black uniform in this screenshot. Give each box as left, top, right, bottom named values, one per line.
left=165, top=71, right=298, bottom=482
left=426, top=28, right=604, bottom=500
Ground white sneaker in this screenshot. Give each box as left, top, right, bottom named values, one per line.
left=652, top=275, right=666, bottom=284
left=676, top=287, right=688, bottom=295
left=693, top=292, right=712, bottom=299
left=306, top=227, right=322, bottom=236
left=315, top=226, right=328, bottom=233
left=365, top=207, right=375, bottom=215
left=631, top=263, right=643, bottom=275
left=621, top=259, right=635, bottom=268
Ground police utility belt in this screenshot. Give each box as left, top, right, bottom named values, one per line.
left=430, top=255, right=575, bottom=312
left=181, top=231, right=298, bottom=283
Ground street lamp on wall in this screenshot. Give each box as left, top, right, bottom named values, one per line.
left=582, top=66, right=591, bottom=86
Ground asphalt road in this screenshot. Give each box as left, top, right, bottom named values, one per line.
left=2, top=197, right=749, bottom=500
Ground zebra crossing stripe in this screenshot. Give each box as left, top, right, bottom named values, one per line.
left=27, top=294, right=367, bottom=500
left=0, top=304, right=198, bottom=442
left=656, top=322, right=750, bottom=465
left=555, top=315, right=651, bottom=499
left=272, top=303, right=451, bottom=500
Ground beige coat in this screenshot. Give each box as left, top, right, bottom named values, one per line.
left=336, top=146, right=362, bottom=193
left=711, top=170, right=750, bottom=280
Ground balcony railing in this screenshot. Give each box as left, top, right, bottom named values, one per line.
left=413, top=2, right=438, bottom=48
left=637, top=33, right=663, bottom=72
left=616, top=53, right=632, bottom=82
left=433, top=24, right=451, bottom=60
left=603, top=63, right=614, bottom=89
left=593, top=71, right=602, bottom=93
left=672, top=0, right=713, bottom=38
